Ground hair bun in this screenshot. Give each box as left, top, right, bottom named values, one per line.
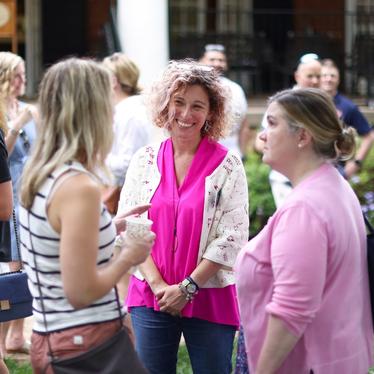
left=335, top=125, right=356, bottom=160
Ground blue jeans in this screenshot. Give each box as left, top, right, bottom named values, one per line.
left=131, top=306, right=236, bottom=374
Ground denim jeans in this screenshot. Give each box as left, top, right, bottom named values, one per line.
left=131, top=306, right=236, bottom=374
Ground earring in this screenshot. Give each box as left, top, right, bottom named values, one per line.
left=298, top=143, right=303, bottom=148
left=204, top=120, right=211, bottom=133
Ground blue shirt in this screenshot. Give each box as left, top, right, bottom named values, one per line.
left=334, top=93, right=373, bottom=135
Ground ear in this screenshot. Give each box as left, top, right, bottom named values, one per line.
left=206, top=112, right=213, bottom=121
left=294, top=71, right=299, bottom=83
left=297, top=128, right=313, bottom=148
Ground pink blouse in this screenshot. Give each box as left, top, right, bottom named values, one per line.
left=127, top=137, right=239, bottom=326
left=235, top=163, right=373, bottom=373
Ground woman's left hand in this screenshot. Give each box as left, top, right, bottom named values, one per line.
left=113, top=204, right=151, bottom=234
left=157, top=284, right=188, bottom=316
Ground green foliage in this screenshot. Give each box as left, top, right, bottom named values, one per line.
left=4, top=358, right=32, bottom=374
left=350, top=141, right=374, bottom=224
left=244, top=151, right=276, bottom=237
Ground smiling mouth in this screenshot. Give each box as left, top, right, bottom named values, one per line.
left=176, top=120, right=194, bottom=129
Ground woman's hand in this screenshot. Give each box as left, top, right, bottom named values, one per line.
left=113, top=204, right=151, bottom=234
left=11, top=104, right=37, bottom=132
left=118, top=230, right=155, bottom=268
left=157, top=284, right=188, bottom=316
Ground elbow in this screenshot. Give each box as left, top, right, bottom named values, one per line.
left=65, top=288, right=93, bottom=310
left=0, top=206, right=12, bottom=221
left=66, top=294, right=90, bottom=310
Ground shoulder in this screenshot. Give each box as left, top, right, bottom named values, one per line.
left=50, top=172, right=101, bottom=220
left=334, top=93, right=355, bottom=110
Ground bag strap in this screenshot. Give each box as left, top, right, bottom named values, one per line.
left=364, top=213, right=374, bottom=235
left=27, top=211, right=124, bottom=362
left=12, top=209, right=23, bottom=264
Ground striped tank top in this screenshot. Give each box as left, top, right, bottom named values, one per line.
left=19, top=162, right=119, bottom=332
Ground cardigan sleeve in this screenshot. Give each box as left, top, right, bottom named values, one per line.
left=202, top=157, right=249, bottom=268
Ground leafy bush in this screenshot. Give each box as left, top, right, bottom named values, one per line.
left=350, top=140, right=374, bottom=224
left=244, top=151, right=276, bottom=237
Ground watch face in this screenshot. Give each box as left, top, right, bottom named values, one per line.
left=186, top=283, right=197, bottom=294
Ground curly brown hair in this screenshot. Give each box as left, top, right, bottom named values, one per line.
left=147, top=59, right=231, bottom=141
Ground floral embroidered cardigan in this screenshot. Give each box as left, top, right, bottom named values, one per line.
left=117, top=141, right=249, bottom=288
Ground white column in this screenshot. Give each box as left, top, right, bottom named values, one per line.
left=25, top=0, right=42, bottom=97
left=345, top=0, right=356, bottom=92
left=117, top=0, right=169, bottom=89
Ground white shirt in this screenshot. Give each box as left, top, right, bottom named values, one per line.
left=105, top=95, right=151, bottom=186
left=219, top=76, right=248, bottom=155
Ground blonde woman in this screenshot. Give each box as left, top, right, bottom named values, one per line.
left=236, top=88, right=372, bottom=373
left=0, top=101, right=12, bottom=374
left=19, top=58, right=153, bottom=373
left=0, top=52, right=37, bottom=355
left=101, top=53, right=151, bottom=215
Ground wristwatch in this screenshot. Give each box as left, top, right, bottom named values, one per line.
left=179, top=276, right=199, bottom=301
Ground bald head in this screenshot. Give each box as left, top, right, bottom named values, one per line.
left=294, top=59, right=322, bottom=88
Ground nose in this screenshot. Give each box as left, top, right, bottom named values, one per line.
left=179, top=106, right=192, bottom=120
left=311, top=77, right=320, bottom=87
left=258, top=129, right=266, bottom=142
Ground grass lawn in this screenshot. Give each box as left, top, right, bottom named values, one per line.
left=5, top=345, right=374, bottom=373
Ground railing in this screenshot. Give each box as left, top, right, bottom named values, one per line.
left=169, top=7, right=374, bottom=100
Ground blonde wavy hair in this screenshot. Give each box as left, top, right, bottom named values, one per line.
left=0, top=52, right=24, bottom=98
left=0, top=100, right=7, bottom=135
left=148, top=59, right=230, bottom=141
left=103, top=52, right=140, bottom=95
left=20, top=58, right=113, bottom=208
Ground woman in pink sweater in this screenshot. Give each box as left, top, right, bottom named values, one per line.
left=235, top=88, right=373, bottom=374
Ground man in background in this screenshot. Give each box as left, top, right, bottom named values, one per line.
left=263, top=53, right=322, bottom=207
left=200, top=44, right=250, bottom=157
left=321, top=58, right=374, bottom=179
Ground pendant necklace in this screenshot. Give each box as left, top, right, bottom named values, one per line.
left=172, top=173, right=179, bottom=252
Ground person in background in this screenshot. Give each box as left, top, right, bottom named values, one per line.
left=18, top=58, right=154, bottom=373
left=0, top=51, right=37, bottom=356
left=200, top=43, right=250, bottom=157
left=0, top=102, right=12, bottom=374
left=257, top=53, right=322, bottom=208
left=320, top=58, right=374, bottom=179
left=102, top=53, right=153, bottom=329
left=101, top=53, right=151, bottom=216
left=118, top=60, right=249, bottom=374
left=236, top=88, right=373, bottom=373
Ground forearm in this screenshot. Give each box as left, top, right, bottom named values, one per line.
left=190, top=258, right=222, bottom=287
left=255, top=315, right=299, bottom=374
left=355, top=131, right=374, bottom=161
left=138, top=255, right=167, bottom=293
left=5, top=131, right=18, bottom=154
left=65, top=254, right=135, bottom=309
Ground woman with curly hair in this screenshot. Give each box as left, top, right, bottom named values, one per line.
left=117, top=60, right=249, bottom=373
